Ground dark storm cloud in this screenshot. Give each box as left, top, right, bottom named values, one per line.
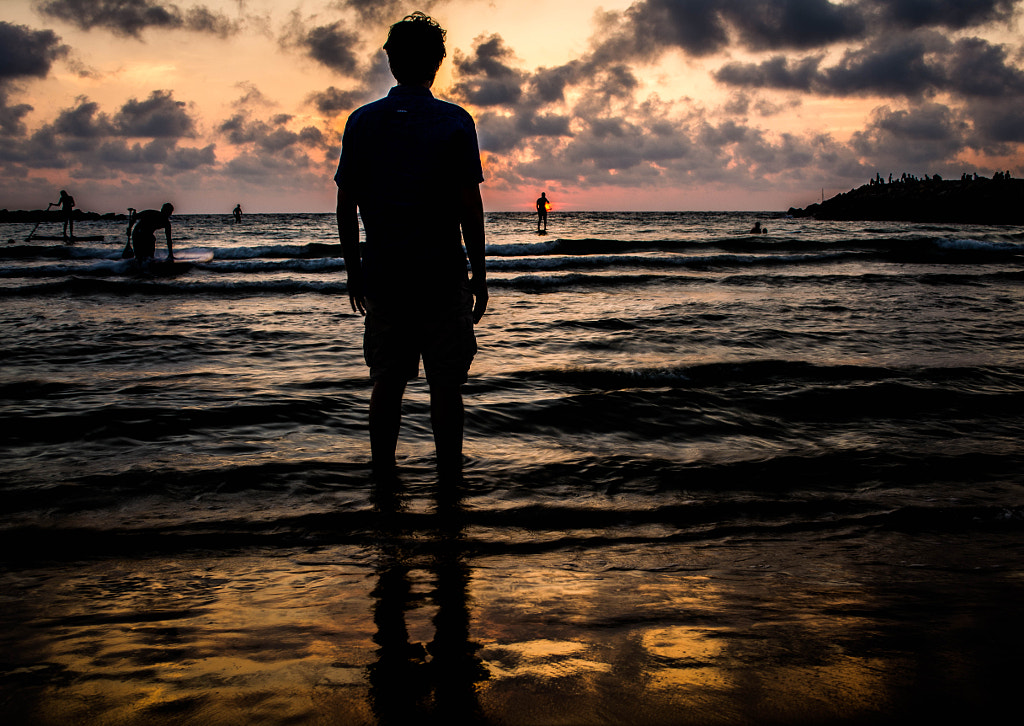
left=0, top=22, right=69, bottom=136
left=474, top=107, right=572, bottom=153
left=820, top=32, right=950, bottom=97
left=52, top=97, right=118, bottom=137
left=528, top=63, right=585, bottom=105
left=859, top=0, right=1019, bottom=30
left=0, top=22, right=68, bottom=80
left=35, top=0, right=241, bottom=39
left=114, top=90, right=195, bottom=137
left=593, top=0, right=866, bottom=60
left=725, top=0, right=867, bottom=51
left=591, top=0, right=1023, bottom=65
left=714, top=56, right=824, bottom=92
left=943, top=36, right=1024, bottom=97
left=307, top=86, right=365, bottom=113
left=0, top=94, right=215, bottom=180
left=970, top=98, right=1024, bottom=144
left=0, top=91, right=34, bottom=136
left=280, top=13, right=361, bottom=75
left=851, top=103, right=969, bottom=165
left=452, top=35, right=527, bottom=107
left=714, top=33, right=1024, bottom=100
left=217, top=111, right=321, bottom=153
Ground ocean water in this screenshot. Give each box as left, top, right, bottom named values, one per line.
left=1, top=211, right=1023, bottom=724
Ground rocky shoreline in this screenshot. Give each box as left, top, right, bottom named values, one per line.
left=788, top=175, right=1024, bottom=224
left=0, top=209, right=127, bottom=223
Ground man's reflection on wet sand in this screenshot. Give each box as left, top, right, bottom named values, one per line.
left=368, top=480, right=487, bottom=724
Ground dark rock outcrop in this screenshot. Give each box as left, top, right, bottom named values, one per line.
left=0, top=209, right=127, bottom=223
left=789, top=177, right=1024, bottom=224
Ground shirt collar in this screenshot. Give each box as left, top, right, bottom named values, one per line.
left=387, top=85, right=434, bottom=99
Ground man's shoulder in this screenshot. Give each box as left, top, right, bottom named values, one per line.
left=431, top=97, right=476, bottom=124
left=350, top=92, right=474, bottom=124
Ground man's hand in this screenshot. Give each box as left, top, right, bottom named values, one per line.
left=348, top=273, right=366, bottom=316
left=471, top=276, right=488, bottom=323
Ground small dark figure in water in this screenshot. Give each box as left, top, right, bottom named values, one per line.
left=124, top=203, right=174, bottom=261
left=52, top=190, right=75, bottom=240
left=335, top=12, right=487, bottom=481
left=233, top=204, right=242, bottom=223
left=750, top=221, right=762, bottom=234
left=536, top=192, right=549, bottom=232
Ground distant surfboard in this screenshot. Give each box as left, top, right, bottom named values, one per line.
left=136, top=248, right=214, bottom=275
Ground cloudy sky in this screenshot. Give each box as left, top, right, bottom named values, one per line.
left=2, top=0, right=1023, bottom=213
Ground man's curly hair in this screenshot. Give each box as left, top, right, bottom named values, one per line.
left=383, top=11, right=447, bottom=85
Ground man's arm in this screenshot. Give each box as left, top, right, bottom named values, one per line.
left=337, top=186, right=365, bottom=315
left=164, top=223, right=173, bottom=260
left=460, top=183, right=487, bottom=323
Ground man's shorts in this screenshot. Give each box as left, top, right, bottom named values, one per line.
left=363, top=284, right=477, bottom=386
left=132, top=230, right=156, bottom=260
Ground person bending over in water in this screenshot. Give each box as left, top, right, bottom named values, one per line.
left=125, top=203, right=174, bottom=261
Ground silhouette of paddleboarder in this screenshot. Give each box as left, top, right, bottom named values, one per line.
left=536, top=192, right=549, bottom=232
left=52, top=190, right=75, bottom=240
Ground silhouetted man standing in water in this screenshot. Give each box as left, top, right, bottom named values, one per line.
left=536, top=192, right=548, bottom=232
left=335, top=12, right=487, bottom=481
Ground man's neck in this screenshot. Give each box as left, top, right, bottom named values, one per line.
left=397, top=79, right=434, bottom=89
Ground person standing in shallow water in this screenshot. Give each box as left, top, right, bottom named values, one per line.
left=233, top=204, right=242, bottom=223
left=536, top=192, right=549, bottom=232
left=335, top=12, right=488, bottom=482
left=52, top=190, right=75, bottom=240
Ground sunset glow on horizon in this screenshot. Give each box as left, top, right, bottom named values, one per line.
left=2, top=0, right=1023, bottom=213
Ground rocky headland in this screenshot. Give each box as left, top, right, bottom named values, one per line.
left=789, top=173, right=1023, bottom=224
left=0, top=209, right=127, bottom=223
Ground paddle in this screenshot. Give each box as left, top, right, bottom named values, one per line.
left=121, top=208, right=136, bottom=258
left=26, top=203, right=55, bottom=241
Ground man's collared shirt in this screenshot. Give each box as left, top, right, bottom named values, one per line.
left=335, top=85, right=484, bottom=298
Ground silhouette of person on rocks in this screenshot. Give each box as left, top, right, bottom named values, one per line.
left=335, top=12, right=488, bottom=482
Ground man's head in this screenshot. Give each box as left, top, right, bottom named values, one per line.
left=161, top=203, right=174, bottom=217
left=383, top=12, right=446, bottom=86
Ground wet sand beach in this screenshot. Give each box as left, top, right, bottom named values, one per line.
left=3, top=504, right=1022, bottom=725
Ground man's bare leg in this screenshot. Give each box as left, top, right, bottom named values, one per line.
left=429, top=383, right=464, bottom=481
left=370, top=378, right=406, bottom=476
